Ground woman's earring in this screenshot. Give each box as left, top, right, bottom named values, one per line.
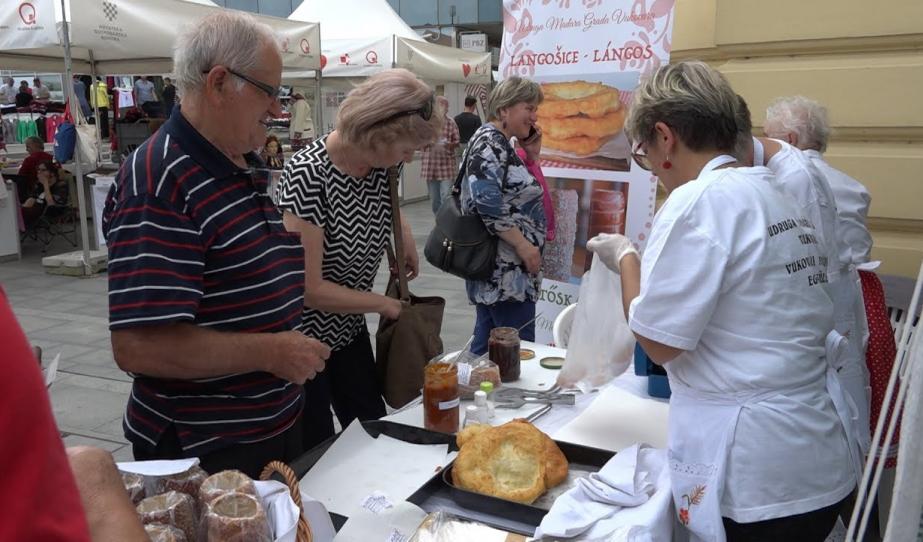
left=663, top=156, right=672, bottom=169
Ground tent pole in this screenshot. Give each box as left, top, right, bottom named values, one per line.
left=88, top=49, right=103, bottom=164
left=60, top=0, right=93, bottom=276
left=315, top=24, right=323, bottom=136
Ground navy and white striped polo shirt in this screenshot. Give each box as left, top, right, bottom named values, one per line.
left=103, top=108, right=306, bottom=456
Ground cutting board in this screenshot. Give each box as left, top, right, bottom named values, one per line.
left=553, top=385, right=670, bottom=451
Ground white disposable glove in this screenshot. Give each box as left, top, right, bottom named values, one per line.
left=586, top=233, right=638, bottom=273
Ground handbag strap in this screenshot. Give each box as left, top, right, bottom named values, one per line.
left=452, top=131, right=513, bottom=197
left=386, top=166, right=410, bottom=302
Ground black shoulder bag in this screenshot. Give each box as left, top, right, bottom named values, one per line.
left=423, top=143, right=508, bottom=281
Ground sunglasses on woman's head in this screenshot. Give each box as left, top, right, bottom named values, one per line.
left=371, top=94, right=435, bottom=128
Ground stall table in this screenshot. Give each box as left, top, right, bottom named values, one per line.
left=292, top=341, right=671, bottom=536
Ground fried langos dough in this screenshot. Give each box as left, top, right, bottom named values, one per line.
left=540, top=81, right=621, bottom=119
left=453, top=420, right=569, bottom=503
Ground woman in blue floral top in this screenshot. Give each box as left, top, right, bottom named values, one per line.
left=460, top=77, right=547, bottom=355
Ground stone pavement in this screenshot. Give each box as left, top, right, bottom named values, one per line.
left=1, top=200, right=474, bottom=461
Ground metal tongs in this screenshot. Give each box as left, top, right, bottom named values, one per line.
left=491, top=385, right=576, bottom=409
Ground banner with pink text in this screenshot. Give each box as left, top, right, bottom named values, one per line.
left=499, top=0, right=676, bottom=345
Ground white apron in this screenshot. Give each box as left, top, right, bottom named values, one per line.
left=663, top=154, right=863, bottom=542
left=830, top=265, right=872, bottom=455
left=667, top=330, right=864, bottom=542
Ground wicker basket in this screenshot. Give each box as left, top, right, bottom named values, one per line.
left=260, top=461, right=313, bottom=542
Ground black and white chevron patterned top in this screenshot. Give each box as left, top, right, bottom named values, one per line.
left=276, top=136, right=392, bottom=351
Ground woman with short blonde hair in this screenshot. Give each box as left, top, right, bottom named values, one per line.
left=591, top=60, right=856, bottom=541
left=277, top=69, right=439, bottom=449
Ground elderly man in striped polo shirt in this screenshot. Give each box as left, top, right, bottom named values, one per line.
left=103, top=11, right=330, bottom=477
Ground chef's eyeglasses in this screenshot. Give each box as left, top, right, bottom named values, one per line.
left=630, top=140, right=653, bottom=171
left=203, top=67, right=283, bottom=100
left=371, top=94, right=435, bottom=128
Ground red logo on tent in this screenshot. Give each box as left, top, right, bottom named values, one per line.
left=300, top=39, right=310, bottom=54
left=19, top=2, right=37, bottom=25
left=320, top=55, right=327, bottom=70
left=281, top=38, right=290, bottom=53
left=366, top=51, right=378, bottom=64
left=339, top=53, right=350, bottom=65
left=462, top=64, right=471, bottom=78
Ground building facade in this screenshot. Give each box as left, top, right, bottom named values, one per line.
left=672, top=0, right=923, bottom=279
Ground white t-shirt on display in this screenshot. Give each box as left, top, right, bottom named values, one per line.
left=629, top=165, right=854, bottom=522
left=803, top=149, right=873, bottom=266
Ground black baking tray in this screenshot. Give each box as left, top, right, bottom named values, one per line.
left=290, top=420, right=617, bottom=536
left=437, top=439, right=616, bottom=532
left=289, top=420, right=457, bottom=531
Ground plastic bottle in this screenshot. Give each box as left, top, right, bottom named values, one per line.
left=463, top=405, right=482, bottom=428
left=478, top=382, right=496, bottom=420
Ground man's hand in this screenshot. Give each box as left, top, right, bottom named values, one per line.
left=587, top=233, right=639, bottom=273
left=267, top=331, right=330, bottom=384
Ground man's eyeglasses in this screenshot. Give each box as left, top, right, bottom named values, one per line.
left=203, top=67, right=282, bottom=100
left=630, top=140, right=652, bottom=171
left=371, top=94, right=435, bottom=128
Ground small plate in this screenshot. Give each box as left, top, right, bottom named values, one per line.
left=520, top=348, right=536, bottom=360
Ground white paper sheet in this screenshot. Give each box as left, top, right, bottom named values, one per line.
left=298, top=420, right=449, bottom=518
left=553, top=385, right=670, bottom=451
left=333, top=500, right=428, bottom=542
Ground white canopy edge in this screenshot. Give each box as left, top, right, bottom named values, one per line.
left=0, top=0, right=321, bottom=73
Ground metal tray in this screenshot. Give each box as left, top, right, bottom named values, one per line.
left=436, top=439, right=616, bottom=533
left=289, top=420, right=456, bottom=531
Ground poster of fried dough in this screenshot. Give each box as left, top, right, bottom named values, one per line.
left=499, top=0, right=676, bottom=344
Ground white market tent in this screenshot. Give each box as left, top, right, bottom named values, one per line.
left=287, top=0, right=491, bottom=132
left=0, top=0, right=321, bottom=274
left=0, top=0, right=321, bottom=74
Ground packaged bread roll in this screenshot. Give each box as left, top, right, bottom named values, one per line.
left=120, top=470, right=146, bottom=505
left=145, top=523, right=188, bottom=542
left=137, top=491, right=197, bottom=542
left=202, top=491, right=271, bottom=542
left=155, top=464, right=208, bottom=499
left=198, top=470, right=257, bottom=505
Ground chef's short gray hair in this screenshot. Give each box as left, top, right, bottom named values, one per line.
left=173, top=11, right=278, bottom=97
left=626, top=61, right=739, bottom=153
left=765, top=96, right=830, bottom=152
left=487, top=77, right=543, bottom=121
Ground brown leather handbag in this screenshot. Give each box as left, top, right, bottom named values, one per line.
left=376, top=167, right=446, bottom=408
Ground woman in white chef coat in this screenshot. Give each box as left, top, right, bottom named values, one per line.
left=588, top=61, right=860, bottom=541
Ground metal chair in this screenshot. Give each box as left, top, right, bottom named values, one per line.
left=20, top=173, right=78, bottom=254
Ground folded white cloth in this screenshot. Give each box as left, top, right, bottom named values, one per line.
left=534, top=444, right=673, bottom=541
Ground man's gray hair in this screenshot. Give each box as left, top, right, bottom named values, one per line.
left=765, top=96, right=830, bottom=152
left=487, top=77, right=543, bottom=121
left=173, top=11, right=278, bottom=97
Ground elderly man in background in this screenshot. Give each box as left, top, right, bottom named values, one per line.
left=421, top=95, right=459, bottom=214
left=103, top=11, right=330, bottom=477
left=288, top=89, right=314, bottom=152
left=765, top=96, right=892, bottom=475
left=764, top=96, right=873, bottom=265
left=739, top=96, right=873, bottom=463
